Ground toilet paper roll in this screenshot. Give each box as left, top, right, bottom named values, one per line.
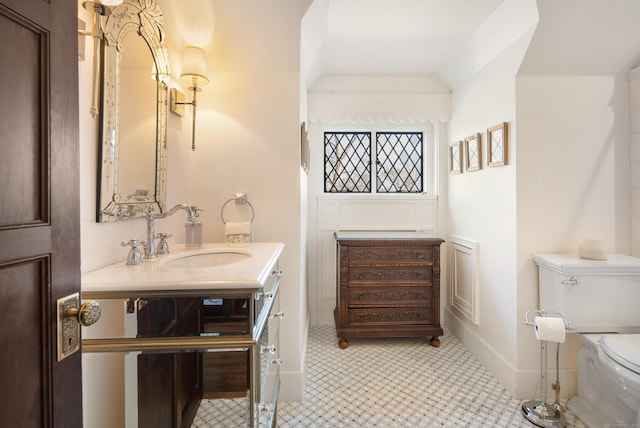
left=534, top=316, right=566, bottom=343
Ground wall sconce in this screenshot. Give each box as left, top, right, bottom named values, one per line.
left=78, top=0, right=124, bottom=118
left=170, top=46, right=209, bottom=151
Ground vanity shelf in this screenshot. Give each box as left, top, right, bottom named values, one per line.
left=81, top=243, right=284, bottom=428
left=334, top=232, right=444, bottom=349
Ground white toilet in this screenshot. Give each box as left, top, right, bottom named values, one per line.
left=535, top=253, right=640, bottom=428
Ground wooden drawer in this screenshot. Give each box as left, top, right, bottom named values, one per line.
left=347, top=266, right=433, bottom=284
left=347, top=246, right=434, bottom=264
left=202, top=350, right=249, bottom=398
left=348, top=286, right=432, bottom=306
left=347, top=307, right=433, bottom=326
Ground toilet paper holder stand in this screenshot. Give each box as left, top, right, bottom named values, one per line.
left=521, top=309, right=574, bottom=428
left=522, top=309, right=573, bottom=330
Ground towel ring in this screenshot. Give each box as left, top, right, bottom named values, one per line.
left=221, top=197, right=255, bottom=224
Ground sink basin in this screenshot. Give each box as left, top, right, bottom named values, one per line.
left=162, top=249, right=252, bottom=269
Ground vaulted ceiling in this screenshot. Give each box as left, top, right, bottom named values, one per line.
left=159, top=0, right=640, bottom=88
left=318, top=0, right=504, bottom=76
left=303, top=0, right=640, bottom=87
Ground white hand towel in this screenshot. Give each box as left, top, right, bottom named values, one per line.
left=225, top=221, right=251, bottom=244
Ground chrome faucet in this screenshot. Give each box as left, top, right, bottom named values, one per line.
left=142, top=204, right=198, bottom=259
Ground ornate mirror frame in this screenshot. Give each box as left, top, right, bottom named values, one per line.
left=96, top=0, right=169, bottom=222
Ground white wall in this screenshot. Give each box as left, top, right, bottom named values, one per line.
left=630, top=66, right=640, bottom=257
left=444, top=29, right=533, bottom=396
left=439, top=0, right=538, bottom=399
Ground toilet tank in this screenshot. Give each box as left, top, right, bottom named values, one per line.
left=535, top=253, right=640, bottom=333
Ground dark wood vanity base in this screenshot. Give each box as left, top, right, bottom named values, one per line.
left=334, top=232, right=444, bottom=349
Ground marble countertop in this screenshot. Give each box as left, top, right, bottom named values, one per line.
left=82, top=242, right=284, bottom=297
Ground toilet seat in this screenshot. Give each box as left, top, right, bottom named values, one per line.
left=601, top=334, right=640, bottom=375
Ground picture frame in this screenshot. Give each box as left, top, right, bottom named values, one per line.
left=300, top=122, right=310, bottom=172
left=449, top=141, right=463, bottom=174
left=464, top=133, right=481, bottom=172
left=487, top=122, right=508, bottom=167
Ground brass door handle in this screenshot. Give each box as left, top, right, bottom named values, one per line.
left=57, top=294, right=102, bottom=361
left=65, top=300, right=102, bottom=326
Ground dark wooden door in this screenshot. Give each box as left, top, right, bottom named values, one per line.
left=0, top=0, right=81, bottom=426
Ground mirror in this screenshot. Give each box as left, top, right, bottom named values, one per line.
left=96, top=0, right=169, bottom=222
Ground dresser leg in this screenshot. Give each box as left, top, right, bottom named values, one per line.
left=338, top=338, right=349, bottom=349
left=429, top=336, right=441, bottom=347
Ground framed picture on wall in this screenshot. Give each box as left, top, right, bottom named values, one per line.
left=487, top=122, right=508, bottom=167
left=465, top=133, right=482, bottom=172
left=301, top=121, right=310, bottom=172
left=449, top=141, right=463, bottom=174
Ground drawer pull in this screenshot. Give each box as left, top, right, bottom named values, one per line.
left=259, top=404, right=272, bottom=413
left=271, top=358, right=283, bottom=366
left=255, top=291, right=274, bottom=300
left=269, top=311, right=285, bottom=320
left=261, top=345, right=276, bottom=354
left=272, top=269, right=283, bottom=277
left=136, top=299, right=148, bottom=311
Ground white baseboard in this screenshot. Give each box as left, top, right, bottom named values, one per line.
left=279, top=370, right=305, bottom=401
left=444, top=307, right=577, bottom=400
left=279, top=316, right=309, bottom=402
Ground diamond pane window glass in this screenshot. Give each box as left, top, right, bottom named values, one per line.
left=376, top=132, right=423, bottom=193
left=324, top=132, right=371, bottom=193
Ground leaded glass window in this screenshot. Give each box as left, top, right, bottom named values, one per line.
left=324, top=132, right=371, bottom=193
left=376, top=132, right=423, bottom=193
left=324, top=131, right=424, bottom=194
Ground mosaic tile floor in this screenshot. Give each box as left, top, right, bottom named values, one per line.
left=192, top=325, right=587, bottom=427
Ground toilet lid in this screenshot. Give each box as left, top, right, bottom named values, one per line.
left=601, top=334, right=640, bottom=374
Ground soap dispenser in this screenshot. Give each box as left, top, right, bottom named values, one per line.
left=185, top=212, right=203, bottom=247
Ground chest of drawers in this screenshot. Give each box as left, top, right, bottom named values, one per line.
left=334, top=232, right=444, bottom=349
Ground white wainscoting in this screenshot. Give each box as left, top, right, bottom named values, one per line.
left=449, top=235, right=480, bottom=325
left=311, top=195, right=438, bottom=325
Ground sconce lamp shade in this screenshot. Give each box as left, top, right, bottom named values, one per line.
left=181, top=46, right=209, bottom=87
left=100, top=0, right=124, bottom=5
